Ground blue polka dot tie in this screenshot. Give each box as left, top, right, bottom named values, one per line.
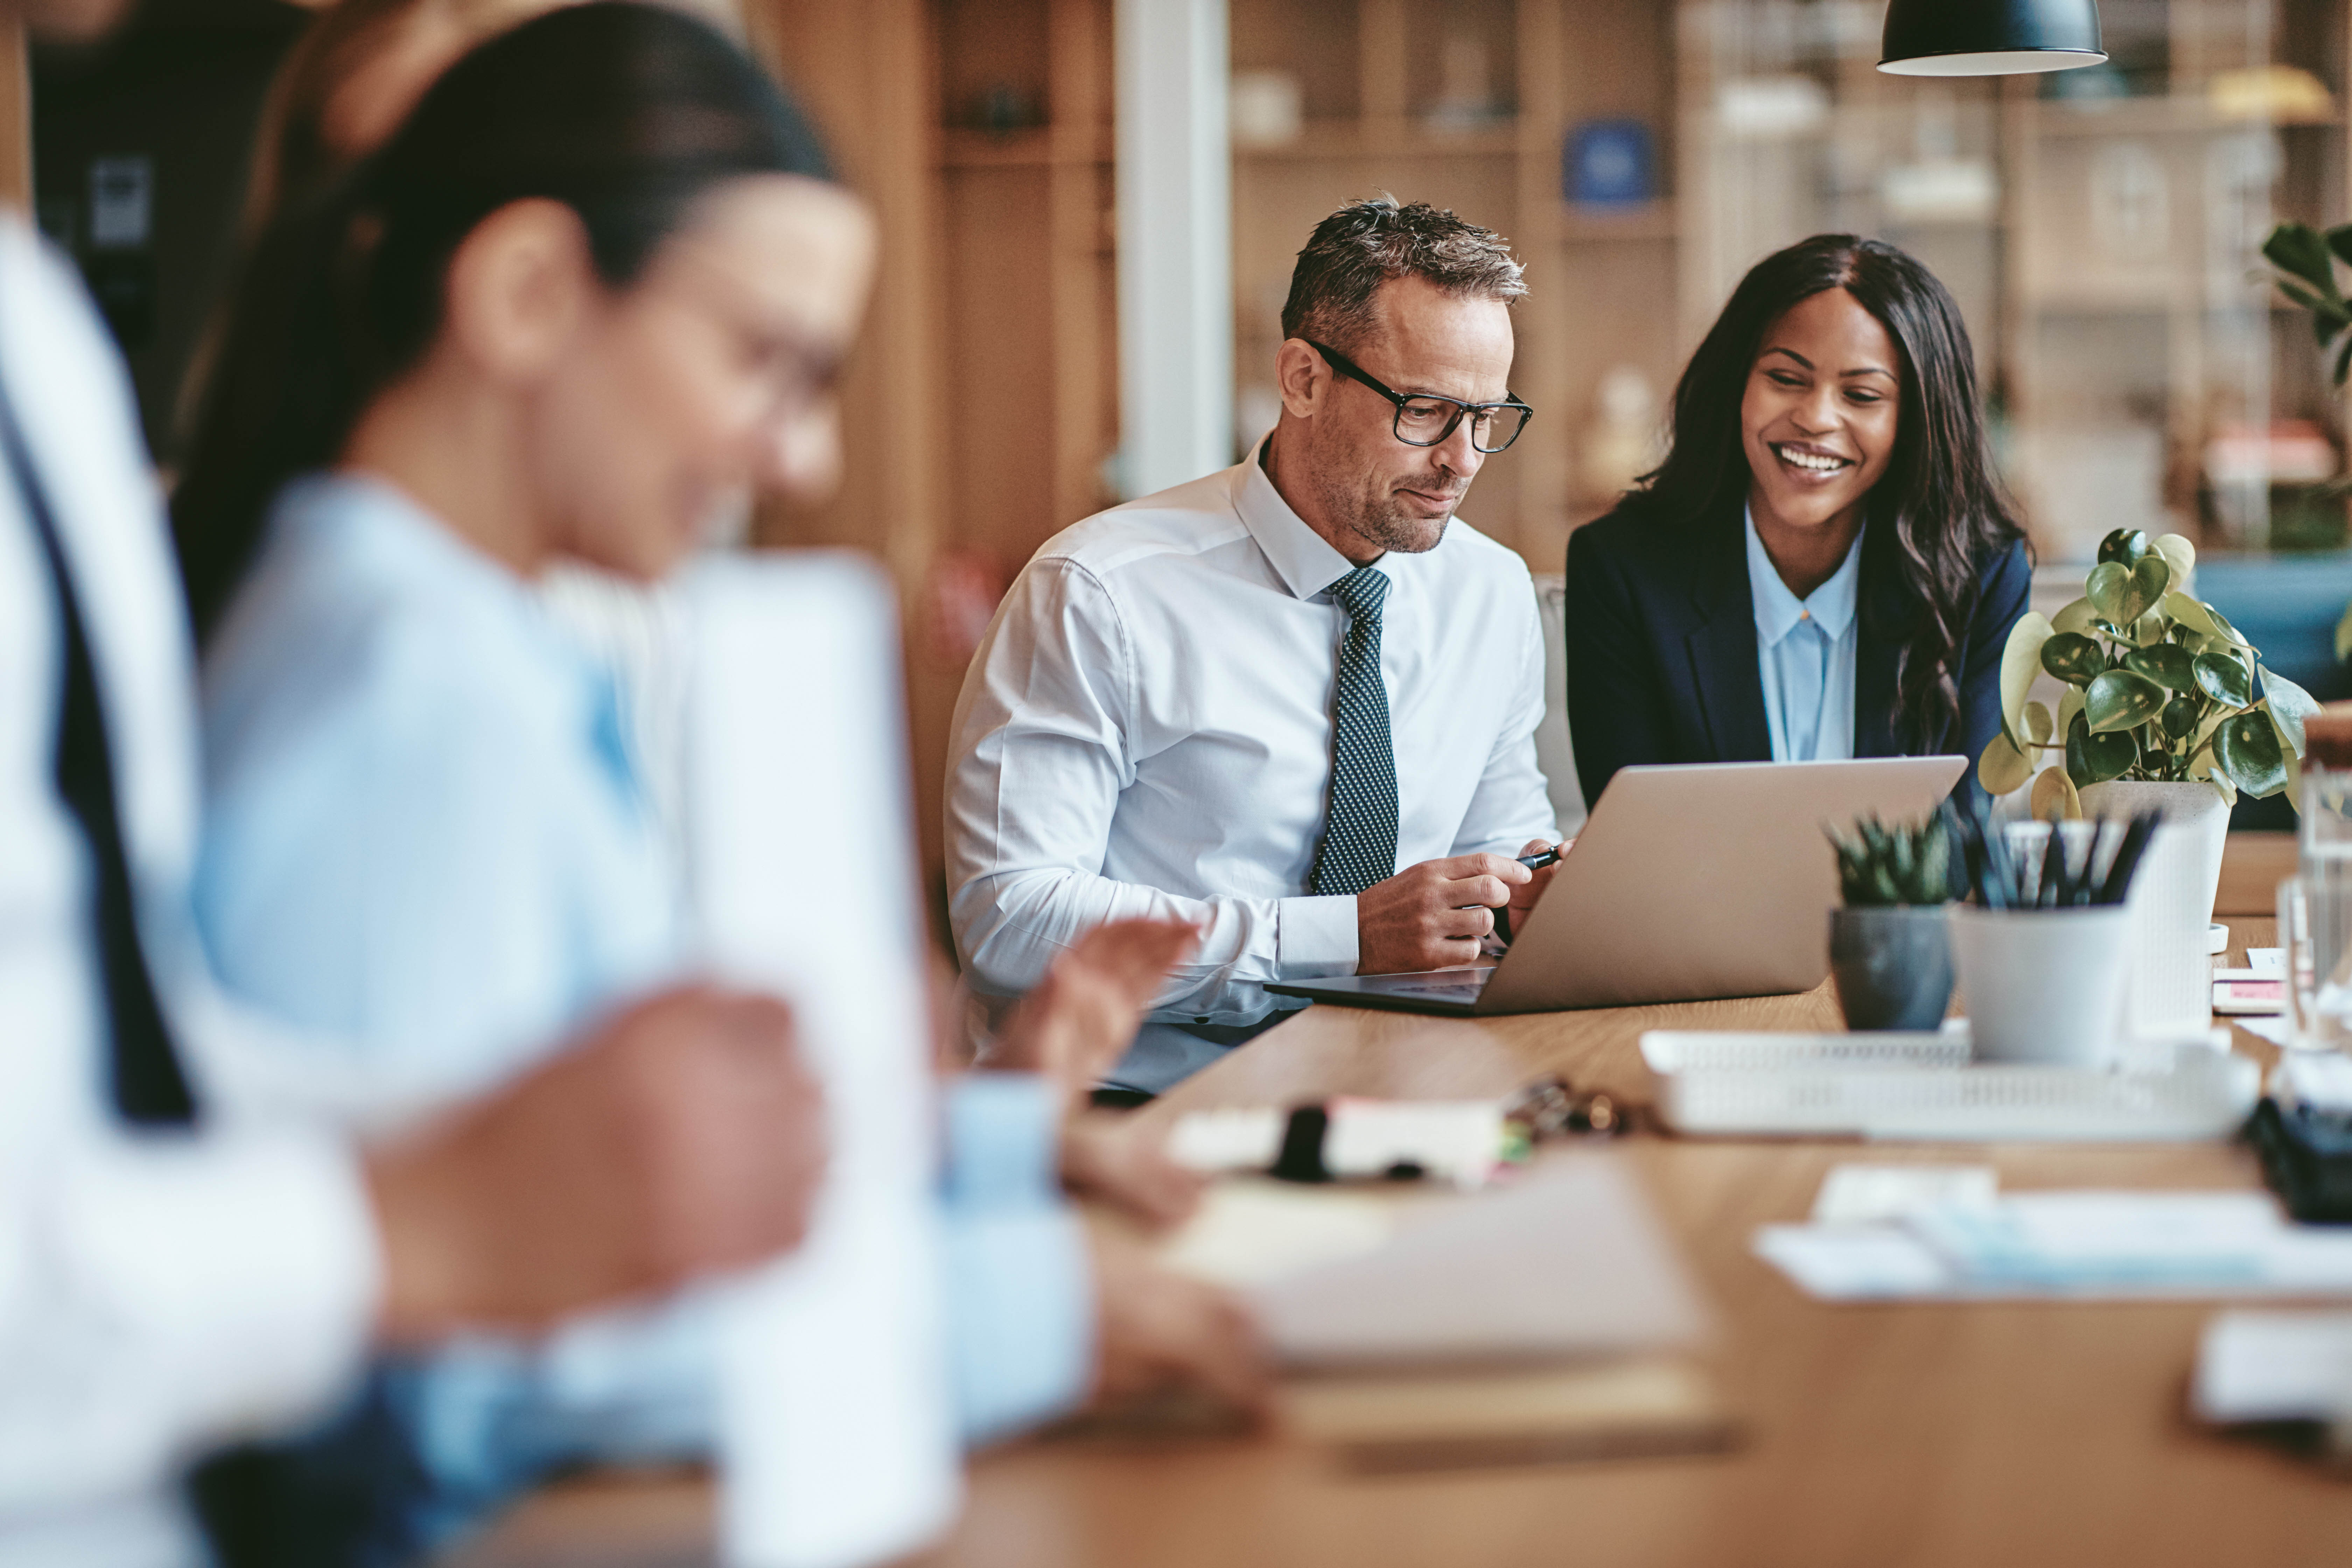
left=1310, top=566, right=1398, bottom=897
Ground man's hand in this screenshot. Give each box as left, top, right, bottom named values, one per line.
left=1354, top=853, right=1531, bottom=974
left=365, top=986, right=826, bottom=1340
left=991, top=918, right=1199, bottom=1104
left=1087, top=1222, right=1270, bottom=1418
left=1061, top=1112, right=1204, bottom=1231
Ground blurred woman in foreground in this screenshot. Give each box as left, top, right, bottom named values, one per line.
left=175, top=5, right=1259, bottom=1555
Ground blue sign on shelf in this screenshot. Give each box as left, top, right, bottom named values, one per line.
left=1566, top=119, right=1654, bottom=209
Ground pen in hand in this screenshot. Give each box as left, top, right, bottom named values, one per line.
left=1495, top=842, right=1566, bottom=943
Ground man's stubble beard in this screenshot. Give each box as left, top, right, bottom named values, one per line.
left=1309, top=451, right=1454, bottom=558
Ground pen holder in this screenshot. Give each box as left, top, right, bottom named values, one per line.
left=1949, top=904, right=2132, bottom=1066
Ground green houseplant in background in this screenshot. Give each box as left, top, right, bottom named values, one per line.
left=1980, top=527, right=2318, bottom=812
left=1823, top=812, right=1956, bottom=1031
left=1979, top=526, right=2317, bottom=934
left=2262, top=220, right=2352, bottom=648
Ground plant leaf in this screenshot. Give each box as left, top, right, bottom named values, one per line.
left=2336, top=330, right=2352, bottom=389
left=2337, top=601, right=2352, bottom=662
left=2030, top=765, right=2082, bottom=822
left=2277, top=274, right=2352, bottom=323
left=2286, top=739, right=2305, bottom=815
left=2084, top=668, right=2167, bottom=734
left=2260, top=667, right=2319, bottom=755
left=2023, top=699, right=2054, bottom=746
left=2124, top=642, right=2196, bottom=690
left=2215, top=711, right=2288, bottom=797
left=2086, top=561, right=2129, bottom=624
left=2152, top=533, right=2196, bottom=591
left=2265, top=222, right=2342, bottom=296
left=2067, top=712, right=2136, bottom=785
left=1978, top=728, right=2033, bottom=796
left=2160, top=695, right=2201, bottom=739
left=2051, top=596, right=2097, bottom=636
left=2041, top=631, right=2106, bottom=687
left=2056, top=684, right=2085, bottom=739
left=1997, top=611, right=2053, bottom=746
left=2193, top=649, right=2253, bottom=709
left=2165, top=592, right=2222, bottom=639
left=2206, top=602, right=2254, bottom=651
left=2096, top=529, right=2150, bottom=566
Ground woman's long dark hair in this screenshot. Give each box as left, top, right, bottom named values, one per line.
left=171, top=0, right=834, bottom=640
left=1617, top=234, right=2025, bottom=749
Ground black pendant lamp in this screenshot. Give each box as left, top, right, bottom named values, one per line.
left=1878, top=0, right=2106, bottom=76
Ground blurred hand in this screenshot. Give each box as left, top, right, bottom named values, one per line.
left=1060, top=1112, right=1203, bottom=1231
left=992, top=918, right=1199, bottom=1103
left=1087, top=1222, right=1270, bottom=1419
left=1507, top=838, right=1567, bottom=934
left=1356, top=853, right=1531, bottom=974
left=366, top=986, right=825, bottom=1340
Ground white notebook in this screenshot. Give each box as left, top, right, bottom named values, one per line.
left=684, top=555, right=958, bottom=1568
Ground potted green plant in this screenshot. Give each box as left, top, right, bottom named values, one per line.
left=1825, top=811, right=1957, bottom=1031
left=1978, top=527, right=2318, bottom=932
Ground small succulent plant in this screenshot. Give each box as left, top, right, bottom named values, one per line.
left=1827, top=811, right=1959, bottom=908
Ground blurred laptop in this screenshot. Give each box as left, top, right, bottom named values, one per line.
left=1266, top=756, right=1966, bottom=1017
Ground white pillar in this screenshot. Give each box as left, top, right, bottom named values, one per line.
left=1113, top=0, right=1233, bottom=499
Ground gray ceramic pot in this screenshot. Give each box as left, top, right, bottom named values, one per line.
left=1829, top=905, right=1954, bottom=1031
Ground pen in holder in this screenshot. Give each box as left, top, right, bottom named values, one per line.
left=1948, top=805, right=2158, bottom=1066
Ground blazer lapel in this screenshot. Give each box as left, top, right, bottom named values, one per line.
left=1853, top=524, right=1929, bottom=757
left=1680, top=499, right=1773, bottom=763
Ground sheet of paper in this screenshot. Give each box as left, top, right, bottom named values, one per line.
left=2194, top=1310, right=2352, bottom=1422
left=1158, top=1181, right=1398, bottom=1288
left=1758, top=1191, right=2352, bottom=1302
left=686, top=557, right=958, bottom=1568
left=2248, top=947, right=2284, bottom=975
left=1810, top=1163, right=1997, bottom=1224
left=1250, top=1153, right=1712, bottom=1368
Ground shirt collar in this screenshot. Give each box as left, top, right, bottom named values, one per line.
left=1744, top=501, right=1862, bottom=647
left=1234, top=434, right=1394, bottom=601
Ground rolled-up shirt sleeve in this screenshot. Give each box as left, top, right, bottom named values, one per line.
left=1452, top=576, right=1561, bottom=858
left=946, top=559, right=1328, bottom=1022
left=937, top=1075, right=1092, bottom=1442
left=0, top=1121, right=380, bottom=1514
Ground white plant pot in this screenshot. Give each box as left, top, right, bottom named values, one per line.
left=1950, top=904, right=2133, bottom=1066
left=2076, top=778, right=2231, bottom=1038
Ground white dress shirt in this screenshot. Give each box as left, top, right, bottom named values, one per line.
left=1746, top=504, right=1861, bottom=764
left=0, top=218, right=377, bottom=1562
left=946, top=442, right=1557, bottom=1085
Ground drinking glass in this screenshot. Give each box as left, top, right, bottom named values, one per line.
left=2277, top=874, right=2352, bottom=1054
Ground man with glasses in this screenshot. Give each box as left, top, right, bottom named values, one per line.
left=947, top=196, right=1562, bottom=1097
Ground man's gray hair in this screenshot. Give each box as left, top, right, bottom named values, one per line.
left=1278, top=195, right=1526, bottom=352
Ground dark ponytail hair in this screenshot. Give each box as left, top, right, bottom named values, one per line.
left=172, top=0, right=834, bottom=640
left=1617, top=234, right=2026, bottom=749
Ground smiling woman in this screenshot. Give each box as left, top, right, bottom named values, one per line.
left=1562, top=233, right=2031, bottom=807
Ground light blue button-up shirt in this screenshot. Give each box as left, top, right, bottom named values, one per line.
left=195, top=474, right=1090, bottom=1541
left=1745, top=504, right=1862, bottom=763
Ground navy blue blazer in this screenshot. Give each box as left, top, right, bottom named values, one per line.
left=1563, top=496, right=2031, bottom=810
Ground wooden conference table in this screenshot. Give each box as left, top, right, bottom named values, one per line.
left=456, top=839, right=2352, bottom=1568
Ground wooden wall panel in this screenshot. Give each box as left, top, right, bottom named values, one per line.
left=0, top=23, right=24, bottom=211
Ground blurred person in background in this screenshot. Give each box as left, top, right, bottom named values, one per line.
left=0, top=0, right=838, bottom=1559
left=1563, top=234, right=2030, bottom=808
left=946, top=196, right=1562, bottom=1099
left=169, top=5, right=1264, bottom=1559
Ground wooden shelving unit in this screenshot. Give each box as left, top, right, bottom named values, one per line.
left=1231, top=0, right=1684, bottom=575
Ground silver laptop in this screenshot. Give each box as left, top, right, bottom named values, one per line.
left=1266, top=757, right=1968, bottom=1017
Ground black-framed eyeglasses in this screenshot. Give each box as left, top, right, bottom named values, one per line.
left=1304, top=340, right=1532, bottom=454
